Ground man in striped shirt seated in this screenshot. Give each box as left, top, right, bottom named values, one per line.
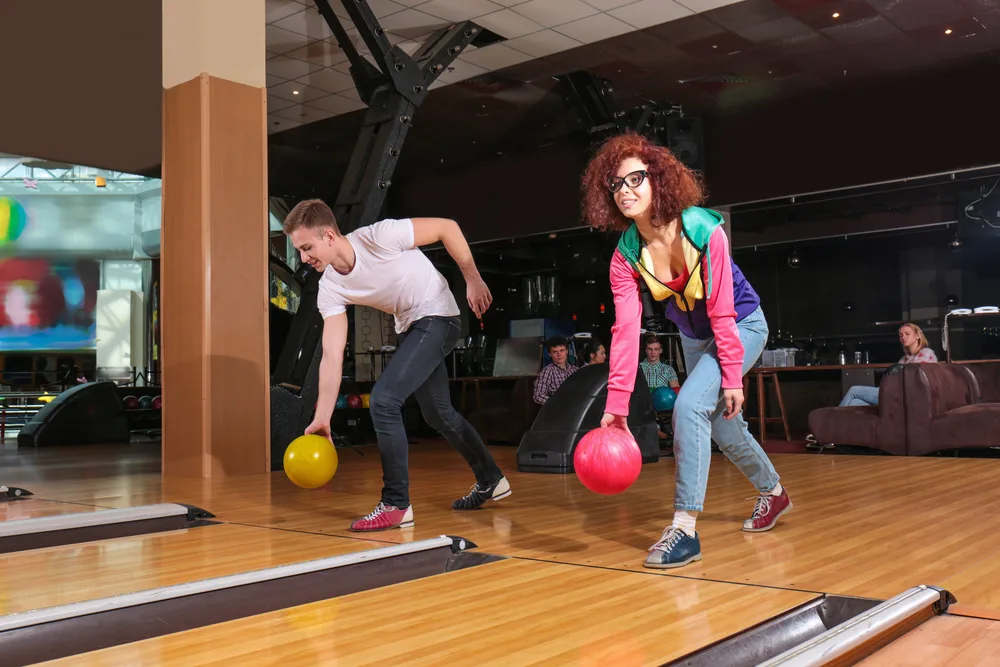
left=533, top=336, right=579, bottom=405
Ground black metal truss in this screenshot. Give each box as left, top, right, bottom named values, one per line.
left=557, top=69, right=684, bottom=145
left=269, top=2, right=481, bottom=462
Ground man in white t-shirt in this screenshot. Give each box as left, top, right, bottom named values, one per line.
left=283, top=199, right=511, bottom=532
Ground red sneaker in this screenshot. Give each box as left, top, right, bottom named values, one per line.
left=742, top=488, right=792, bottom=532
left=349, top=501, right=414, bottom=532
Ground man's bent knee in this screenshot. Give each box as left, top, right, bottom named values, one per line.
left=369, top=387, right=404, bottom=421
left=421, top=402, right=461, bottom=433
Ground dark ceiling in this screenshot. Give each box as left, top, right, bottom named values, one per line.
left=270, top=0, right=1000, bottom=195
left=2, top=0, right=998, bottom=222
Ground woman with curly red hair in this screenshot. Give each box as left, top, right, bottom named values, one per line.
left=582, top=131, right=791, bottom=569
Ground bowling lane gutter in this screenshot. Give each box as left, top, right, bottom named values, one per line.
left=0, top=503, right=218, bottom=554
left=0, top=535, right=502, bottom=667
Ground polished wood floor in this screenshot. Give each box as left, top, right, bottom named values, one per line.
left=858, top=614, right=1000, bottom=666
left=0, top=498, right=105, bottom=522
left=0, top=523, right=385, bottom=615
left=38, top=559, right=816, bottom=666
left=4, top=439, right=1000, bottom=664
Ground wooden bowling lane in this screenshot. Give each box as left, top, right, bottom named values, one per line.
left=0, top=523, right=386, bottom=615
left=192, top=445, right=1000, bottom=614
left=35, top=558, right=818, bottom=667
left=14, top=442, right=1000, bottom=616
left=856, top=614, right=1000, bottom=666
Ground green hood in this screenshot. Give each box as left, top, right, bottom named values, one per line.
left=615, top=206, right=724, bottom=263
left=615, top=206, right=725, bottom=302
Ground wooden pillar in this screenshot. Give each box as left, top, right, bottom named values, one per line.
left=160, top=0, right=269, bottom=478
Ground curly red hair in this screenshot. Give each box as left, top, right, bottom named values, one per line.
left=580, top=131, right=706, bottom=232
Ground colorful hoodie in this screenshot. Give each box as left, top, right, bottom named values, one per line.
left=605, top=206, right=761, bottom=416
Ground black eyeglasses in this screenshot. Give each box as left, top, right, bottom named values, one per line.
left=606, top=170, right=647, bottom=193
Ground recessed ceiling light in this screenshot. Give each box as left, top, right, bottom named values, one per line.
left=832, top=12, right=840, bottom=18
left=292, top=90, right=300, bottom=95
left=945, top=28, right=953, bottom=34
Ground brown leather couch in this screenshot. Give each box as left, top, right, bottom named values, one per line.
left=967, top=362, right=1000, bottom=402
left=809, top=362, right=1000, bottom=456
left=807, top=368, right=908, bottom=455
left=903, top=363, right=984, bottom=455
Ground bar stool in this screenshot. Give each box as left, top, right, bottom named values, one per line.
left=743, top=369, right=791, bottom=443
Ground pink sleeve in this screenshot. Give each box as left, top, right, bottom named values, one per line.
left=704, top=228, right=745, bottom=389
left=606, top=250, right=642, bottom=416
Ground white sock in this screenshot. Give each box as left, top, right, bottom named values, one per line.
left=770, top=482, right=783, bottom=497
left=671, top=510, right=698, bottom=537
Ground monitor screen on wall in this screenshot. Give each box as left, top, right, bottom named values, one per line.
left=0, top=258, right=99, bottom=351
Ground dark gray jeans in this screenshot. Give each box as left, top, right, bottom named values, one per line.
left=369, top=315, right=502, bottom=508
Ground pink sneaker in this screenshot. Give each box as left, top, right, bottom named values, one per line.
left=743, top=488, right=792, bottom=532
left=349, top=501, right=414, bottom=532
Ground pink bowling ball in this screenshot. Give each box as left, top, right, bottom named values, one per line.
left=573, top=426, right=642, bottom=495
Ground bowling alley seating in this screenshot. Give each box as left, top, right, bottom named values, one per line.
left=809, top=362, right=1000, bottom=455
left=966, top=361, right=1000, bottom=402
left=903, top=362, right=1000, bottom=456
left=17, top=381, right=132, bottom=447
left=807, top=365, right=908, bottom=455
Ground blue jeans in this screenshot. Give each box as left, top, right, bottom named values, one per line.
left=369, top=316, right=502, bottom=508
left=840, top=385, right=879, bottom=407
left=673, top=306, right=780, bottom=512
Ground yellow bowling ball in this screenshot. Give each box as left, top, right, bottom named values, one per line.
left=361, top=393, right=371, bottom=408
left=283, top=434, right=338, bottom=489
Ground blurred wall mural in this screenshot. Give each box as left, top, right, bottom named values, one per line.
left=0, top=161, right=156, bottom=353
left=0, top=256, right=100, bottom=351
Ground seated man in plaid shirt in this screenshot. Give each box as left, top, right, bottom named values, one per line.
left=640, top=335, right=680, bottom=391
left=640, top=335, right=680, bottom=440
left=533, top=336, right=579, bottom=405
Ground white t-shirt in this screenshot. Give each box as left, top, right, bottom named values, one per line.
left=316, top=218, right=460, bottom=333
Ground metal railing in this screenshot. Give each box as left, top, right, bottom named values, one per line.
left=0, top=392, right=51, bottom=440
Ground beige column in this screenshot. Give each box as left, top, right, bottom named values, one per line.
left=160, top=0, right=270, bottom=478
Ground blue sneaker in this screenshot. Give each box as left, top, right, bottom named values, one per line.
left=644, top=527, right=702, bottom=569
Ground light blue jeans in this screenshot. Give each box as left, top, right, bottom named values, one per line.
left=673, top=306, right=780, bottom=512
left=839, top=385, right=879, bottom=407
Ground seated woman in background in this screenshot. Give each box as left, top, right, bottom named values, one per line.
left=840, top=322, right=937, bottom=407
left=580, top=338, right=607, bottom=365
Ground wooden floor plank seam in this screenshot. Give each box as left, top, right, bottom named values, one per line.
left=219, top=520, right=406, bottom=547
left=945, top=606, right=1000, bottom=622
left=505, top=553, right=835, bottom=598
left=214, top=520, right=849, bottom=600
left=210, top=520, right=859, bottom=603
left=15, top=498, right=116, bottom=510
